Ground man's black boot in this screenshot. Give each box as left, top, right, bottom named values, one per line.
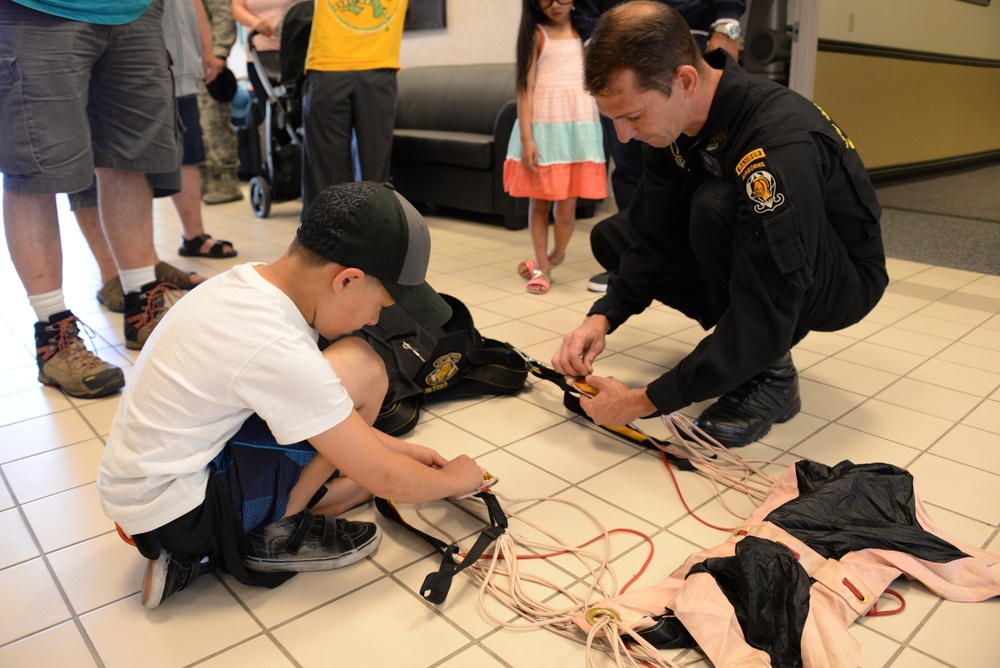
left=694, top=352, right=801, bottom=447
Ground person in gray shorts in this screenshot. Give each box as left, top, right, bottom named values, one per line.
left=0, top=0, right=187, bottom=399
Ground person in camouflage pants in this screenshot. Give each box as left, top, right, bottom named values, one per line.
left=198, top=0, right=243, bottom=204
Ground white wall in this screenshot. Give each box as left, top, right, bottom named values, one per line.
left=818, top=0, right=1000, bottom=60
left=400, top=0, right=521, bottom=68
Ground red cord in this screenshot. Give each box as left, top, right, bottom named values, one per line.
left=867, top=588, right=906, bottom=616
left=660, top=451, right=737, bottom=532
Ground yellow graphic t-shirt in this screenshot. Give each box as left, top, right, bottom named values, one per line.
left=306, top=0, right=408, bottom=72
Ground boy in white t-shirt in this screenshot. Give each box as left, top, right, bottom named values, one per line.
left=98, top=181, right=484, bottom=608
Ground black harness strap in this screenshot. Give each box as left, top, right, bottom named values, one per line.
left=375, top=493, right=509, bottom=604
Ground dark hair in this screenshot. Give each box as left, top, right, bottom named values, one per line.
left=515, top=0, right=588, bottom=94
left=584, top=1, right=703, bottom=97
left=287, top=236, right=329, bottom=267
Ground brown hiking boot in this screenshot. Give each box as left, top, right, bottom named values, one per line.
left=35, top=311, right=125, bottom=399
left=124, top=280, right=186, bottom=350
left=154, top=261, right=204, bottom=290
left=96, top=263, right=202, bottom=312
left=97, top=276, right=125, bottom=313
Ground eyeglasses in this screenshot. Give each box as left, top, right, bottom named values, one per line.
left=534, top=0, right=573, bottom=9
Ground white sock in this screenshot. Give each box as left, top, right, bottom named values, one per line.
left=119, top=266, right=157, bottom=294
left=29, top=289, right=67, bottom=322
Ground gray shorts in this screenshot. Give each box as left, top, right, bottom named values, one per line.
left=0, top=0, right=180, bottom=195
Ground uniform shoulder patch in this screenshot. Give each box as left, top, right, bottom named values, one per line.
left=736, top=148, right=766, bottom=179
left=745, top=170, right=785, bottom=213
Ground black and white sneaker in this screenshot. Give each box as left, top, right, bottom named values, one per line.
left=245, top=509, right=382, bottom=573
left=587, top=272, right=610, bottom=293
left=141, top=549, right=210, bottom=609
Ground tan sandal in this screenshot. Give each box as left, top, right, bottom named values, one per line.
left=526, top=269, right=551, bottom=294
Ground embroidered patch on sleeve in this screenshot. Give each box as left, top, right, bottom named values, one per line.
left=736, top=148, right=765, bottom=179
left=745, top=170, right=785, bottom=213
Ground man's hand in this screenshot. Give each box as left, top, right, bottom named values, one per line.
left=577, top=375, right=657, bottom=428
left=708, top=33, right=739, bottom=60
left=552, top=314, right=610, bottom=377
left=203, top=55, right=225, bottom=84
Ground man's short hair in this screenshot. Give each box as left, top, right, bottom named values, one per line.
left=584, top=1, right=703, bottom=98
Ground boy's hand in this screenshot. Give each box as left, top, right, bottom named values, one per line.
left=442, top=455, right=486, bottom=497
left=407, top=442, right=448, bottom=469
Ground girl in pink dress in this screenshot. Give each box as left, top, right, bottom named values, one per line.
left=504, top=0, right=607, bottom=294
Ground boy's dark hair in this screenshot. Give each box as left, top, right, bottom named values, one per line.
left=584, top=1, right=703, bottom=98
left=288, top=237, right=329, bottom=267
left=515, top=0, right=587, bottom=94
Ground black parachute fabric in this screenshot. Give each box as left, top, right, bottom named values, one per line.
left=766, top=460, right=970, bottom=562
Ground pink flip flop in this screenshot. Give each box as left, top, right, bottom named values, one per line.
left=517, top=258, right=537, bottom=279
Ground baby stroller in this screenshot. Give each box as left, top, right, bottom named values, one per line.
left=244, top=1, right=312, bottom=218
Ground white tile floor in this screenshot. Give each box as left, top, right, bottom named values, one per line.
left=1, top=186, right=999, bottom=667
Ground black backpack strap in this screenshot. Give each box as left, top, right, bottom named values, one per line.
left=461, top=339, right=529, bottom=395
left=375, top=494, right=508, bottom=604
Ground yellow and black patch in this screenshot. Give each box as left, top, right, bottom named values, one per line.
left=424, top=352, right=462, bottom=392
left=745, top=169, right=785, bottom=213
left=736, top=148, right=766, bottom=179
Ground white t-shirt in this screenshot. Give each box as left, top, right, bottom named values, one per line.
left=98, top=263, right=354, bottom=535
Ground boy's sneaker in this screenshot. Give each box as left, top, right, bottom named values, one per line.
left=35, top=310, right=125, bottom=399
left=141, top=549, right=211, bottom=609
left=123, top=280, right=185, bottom=350
left=245, top=509, right=382, bottom=573
left=587, top=272, right=610, bottom=293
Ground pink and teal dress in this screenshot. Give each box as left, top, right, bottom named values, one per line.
left=503, top=27, right=607, bottom=201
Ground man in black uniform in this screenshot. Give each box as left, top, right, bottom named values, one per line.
left=552, top=1, right=887, bottom=447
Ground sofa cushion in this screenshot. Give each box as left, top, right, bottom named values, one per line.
left=393, top=130, right=494, bottom=170
left=395, top=63, right=517, bottom=136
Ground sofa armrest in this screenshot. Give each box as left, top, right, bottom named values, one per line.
left=492, top=100, right=528, bottom=228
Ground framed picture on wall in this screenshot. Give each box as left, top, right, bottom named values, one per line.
left=405, top=0, right=447, bottom=30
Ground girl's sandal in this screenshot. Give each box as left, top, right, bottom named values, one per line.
left=517, top=258, right=538, bottom=279
left=526, top=269, right=551, bottom=294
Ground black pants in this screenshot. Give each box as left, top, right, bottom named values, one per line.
left=592, top=179, right=740, bottom=330
left=132, top=475, right=292, bottom=589
left=301, top=68, right=397, bottom=214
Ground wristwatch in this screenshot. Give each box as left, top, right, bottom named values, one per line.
left=711, top=19, right=742, bottom=41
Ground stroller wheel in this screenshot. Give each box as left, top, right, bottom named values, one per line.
left=249, top=176, right=272, bottom=218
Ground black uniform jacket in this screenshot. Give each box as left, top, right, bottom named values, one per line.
left=590, top=51, right=888, bottom=415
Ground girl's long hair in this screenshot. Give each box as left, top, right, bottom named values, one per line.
left=515, top=1, right=586, bottom=93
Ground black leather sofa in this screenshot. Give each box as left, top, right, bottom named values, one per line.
left=390, top=63, right=602, bottom=231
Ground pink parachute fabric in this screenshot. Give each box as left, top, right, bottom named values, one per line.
left=573, top=460, right=1000, bottom=667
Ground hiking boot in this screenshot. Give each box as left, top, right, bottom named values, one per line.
left=202, top=171, right=244, bottom=205
left=35, top=310, right=125, bottom=399
left=694, top=352, right=801, bottom=448
left=97, top=276, right=125, bottom=313
left=587, top=271, right=610, bottom=293
left=141, top=549, right=211, bottom=609
left=98, top=263, right=201, bottom=313
left=155, top=261, right=203, bottom=290
left=123, top=280, right=186, bottom=350
left=245, top=509, right=382, bottom=573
